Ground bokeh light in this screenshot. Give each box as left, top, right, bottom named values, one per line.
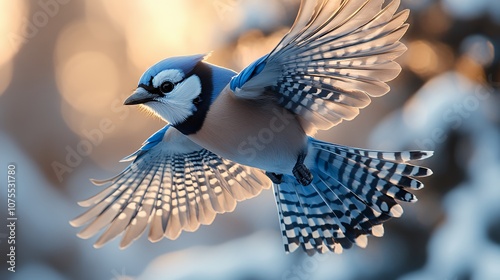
left=233, top=29, right=288, bottom=70
left=403, top=40, right=454, bottom=78
left=460, top=35, right=495, bottom=67
left=57, top=51, right=119, bottom=114
left=54, top=19, right=123, bottom=137
left=97, top=1, right=219, bottom=70
left=0, top=1, right=26, bottom=65
left=0, top=1, right=27, bottom=96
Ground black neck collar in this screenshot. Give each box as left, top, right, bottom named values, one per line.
left=173, top=62, right=213, bottom=135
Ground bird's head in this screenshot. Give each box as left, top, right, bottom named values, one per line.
left=124, top=54, right=235, bottom=128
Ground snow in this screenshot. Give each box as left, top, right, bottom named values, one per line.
left=371, top=71, right=500, bottom=280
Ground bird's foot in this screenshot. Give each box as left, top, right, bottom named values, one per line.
left=293, top=153, right=313, bottom=186
left=266, top=172, right=283, bottom=184
left=293, top=164, right=313, bottom=186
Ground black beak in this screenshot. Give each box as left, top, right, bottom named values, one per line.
left=124, top=90, right=156, bottom=105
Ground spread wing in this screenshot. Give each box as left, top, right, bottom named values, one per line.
left=70, top=125, right=270, bottom=248
left=230, top=0, right=409, bottom=133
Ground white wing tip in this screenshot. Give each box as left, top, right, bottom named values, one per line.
left=90, top=178, right=109, bottom=186
left=69, top=219, right=79, bottom=228
left=390, top=204, right=404, bottom=218
left=372, top=224, right=385, bottom=237
left=355, top=235, right=368, bottom=248
left=76, top=231, right=92, bottom=240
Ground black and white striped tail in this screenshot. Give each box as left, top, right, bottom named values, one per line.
left=273, top=139, right=433, bottom=255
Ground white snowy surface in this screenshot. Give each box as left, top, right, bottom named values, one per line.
left=370, top=72, right=494, bottom=153
left=136, top=231, right=286, bottom=280
left=134, top=229, right=418, bottom=280
left=371, top=72, right=500, bottom=279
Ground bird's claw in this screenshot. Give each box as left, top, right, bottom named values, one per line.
left=293, top=164, right=313, bottom=186
left=293, top=153, right=313, bottom=186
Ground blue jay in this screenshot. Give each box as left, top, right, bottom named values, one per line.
left=71, top=0, right=433, bottom=255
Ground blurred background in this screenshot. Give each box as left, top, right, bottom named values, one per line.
left=0, top=0, right=499, bottom=279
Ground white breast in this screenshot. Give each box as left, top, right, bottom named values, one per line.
left=189, top=87, right=307, bottom=175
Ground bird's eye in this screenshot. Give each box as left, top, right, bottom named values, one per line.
left=159, top=81, right=175, bottom=94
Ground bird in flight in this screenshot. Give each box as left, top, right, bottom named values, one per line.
left=71, top=0, right=432, bottom=255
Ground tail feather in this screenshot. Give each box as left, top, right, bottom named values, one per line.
left=273, top=139, right=432, bottom=254
left=314, top=169, right=389, bottom=234
left=317, top=149, right=418, bottom=204
left=274, top=175, right=346, bottom=255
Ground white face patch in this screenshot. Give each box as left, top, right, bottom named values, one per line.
left=152, top=69, right=184, bottom=88
left=145, top=74, right=202, bottom=125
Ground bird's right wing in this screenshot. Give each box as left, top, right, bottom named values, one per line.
left=230, top=0, right=408, bottom=133
left=70, top=125, right=269, bottom=249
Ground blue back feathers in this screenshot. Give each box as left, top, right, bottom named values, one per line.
left=121, top=125, right=170, bottom=162
left=229, top=54, right=268, bottom=91
left=141, top=125, right=170, bottom=151
left=207, top=63, right=237, bottom=101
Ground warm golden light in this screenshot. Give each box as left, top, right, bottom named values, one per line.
left=56, top=51, right=119, bottom=114
left=408, top=41, right=438, bottom=76
left=233, top=29, right=288, bottom=70
left=95, top=1, right=220, bottom=71
left=0, top=2, right=26, bottom=65
left=403, top=40, right=454, bottom=78
left=0, top=1, right=27, bottom=96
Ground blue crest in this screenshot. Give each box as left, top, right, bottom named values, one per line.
left=138, top=54, right=207, bottom=86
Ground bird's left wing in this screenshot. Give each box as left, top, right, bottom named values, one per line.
left=70, top=125, right=269, bottom=248
left=230, top=0, right=408, bottom=133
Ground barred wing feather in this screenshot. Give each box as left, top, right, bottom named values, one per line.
left=70, top=125, right=269, bottom=248
left=231, top=0, right=409, bottom=133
